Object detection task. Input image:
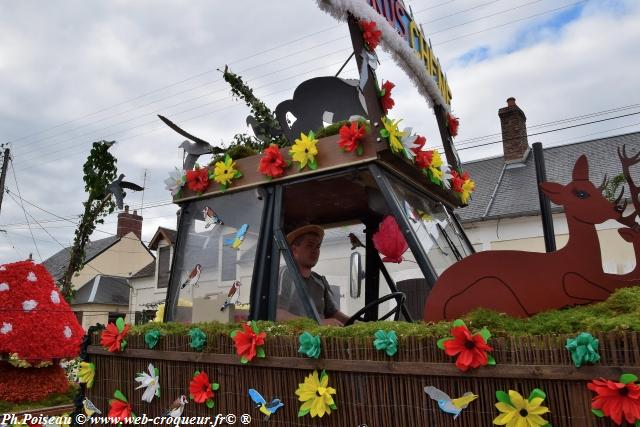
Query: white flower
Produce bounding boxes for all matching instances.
[27,272,37,282]
[1,322,12,334]
[0,283,8,292]
[23,300,37,312]
[401,127,420,160]
[164,168,186,196]
[135,363,160,403]
[51,290,60,304]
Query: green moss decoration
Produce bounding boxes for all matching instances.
[188,328,207,351]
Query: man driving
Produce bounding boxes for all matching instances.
[277,225,350,326]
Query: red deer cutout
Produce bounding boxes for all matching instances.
[424,154,628,321]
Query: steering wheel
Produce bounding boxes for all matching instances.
[344,292,407,326]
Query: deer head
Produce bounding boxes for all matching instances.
[539,155,618,225]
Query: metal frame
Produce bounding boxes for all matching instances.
[248,187,275,320]
[163,205,188,322]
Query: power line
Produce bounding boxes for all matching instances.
[8,160,41,261]
[420,0,505,25]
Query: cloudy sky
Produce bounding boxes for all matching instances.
[0,0,638,263]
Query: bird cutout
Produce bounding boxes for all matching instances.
[348,233,365,250]
[181,264,202,289]
[248,388,284,421]
[108,174,144,210]
[83,398,101,417]
[162,395,188,418]
[220,280,241,311]
[224,224,249,250]
[203,206,223,230]
[423,386,477,419]
[157,114,223,170]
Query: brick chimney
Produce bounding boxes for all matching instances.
[498,97,530,163]
[117,205,143,239]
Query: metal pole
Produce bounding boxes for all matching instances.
[0,147,10,214]
[533,142,556,252]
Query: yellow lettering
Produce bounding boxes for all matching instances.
[408,21,421,54]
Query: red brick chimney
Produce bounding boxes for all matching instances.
[117,205,142,239]
[498,97,530,163]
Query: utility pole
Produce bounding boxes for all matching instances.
[0,145,10,214]
[140,169,148,215]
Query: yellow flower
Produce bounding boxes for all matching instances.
[380,117,408,155]
[290,132,318,170]
[296,370,337,418]
[428,150,444,182]
[461,178,476,204]
[78,361,95,388]
[493,390,550,427]
[213,155,240,188]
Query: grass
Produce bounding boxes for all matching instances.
[130,286,640,338]
[0,384,78,413]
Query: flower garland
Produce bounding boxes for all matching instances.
[258,144,288,179]
[493,389,551,426]
[189,370,220,408]
[296,370,337,418]
[437,319,495,372]
[447,113,460,138]
[100,317,130,353]
[185,166,210,193]
[359,20,381,51]
[588,373,640,425]
[565,332,600,368]
[231,321,266,364]
[290,131,319,170]
[337,121,367,156]
[380,117,408,156]
[379,80,395,114]
[450,169,475,204]
[213,155,242,191]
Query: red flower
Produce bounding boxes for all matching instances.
[338,121,366,153]
[100,322,130,353]
[186,167,210,193]
[447,113,459,137]
[588,378,640,425]
[108,399,132,423]
[258,144,287,178]
[189,371,214,404]
[450,170,470,193]
[380,81,395,114]
[232,322,266,363]
[359,20,381,51]
[372,216,408,263]
[415,150,433,169]
[443,325,493,372]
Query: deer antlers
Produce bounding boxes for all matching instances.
[616,145,640,228]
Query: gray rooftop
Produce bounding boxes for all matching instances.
[42,236,120,282]
[74,275,130,306]
[130,261,155,279]
[457,131,640,222]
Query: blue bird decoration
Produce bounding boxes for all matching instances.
[424,386,477,419]
[248,388,284,421]
[224,224,249,249]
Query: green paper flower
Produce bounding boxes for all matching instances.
[144,329,162,349]
[189,328,207,351]
[298,332,321,359]
[373,329,398,357]
[566,332,600,368]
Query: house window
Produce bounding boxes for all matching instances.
[221,233,237,281]
[108,312,124,324]
[74,311,83,325]
[158,246,171,288]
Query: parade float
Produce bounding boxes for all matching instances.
[76,1,640,426]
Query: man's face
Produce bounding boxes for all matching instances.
[291,233,322,269]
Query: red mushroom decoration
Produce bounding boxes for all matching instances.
[0,260,84,403]
[372,216,409,263]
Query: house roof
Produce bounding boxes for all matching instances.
[74,275,129,306]
[457,131,640,223]
[42,236,120,282]
[130,261,155,279]
[148,227,177,251]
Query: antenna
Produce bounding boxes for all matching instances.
[140,169,148,215]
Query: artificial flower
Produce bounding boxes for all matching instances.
[164,167,186,196]
[189,370,219,408]
[338,121,366,155]
[379,81,395,114]
[411,135,426,157]
[289,131,319,170]
[258,144,287,178]
[493,389,550,427]
[372,215,408,263]
[213,155,242,190]
[185,166,210,193]
[566,332,600,368]
[78,361,95,389]
[437,319,494,372]
[418,150,444,185]
[373,330,398,357]
[380,117,408,155]
[359,20,381,51]
[100,317,130,353]
[108,390,133,423]
[298,332,321,359]
[144,329,161,349]
[588,374,640,425]
[188,328,207,351]
[447,113,460,137]
[135,363,160,403]
[296,370,337,418]
[231,321,266,364]
[400,130,420,160]
[450,169,475,204]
